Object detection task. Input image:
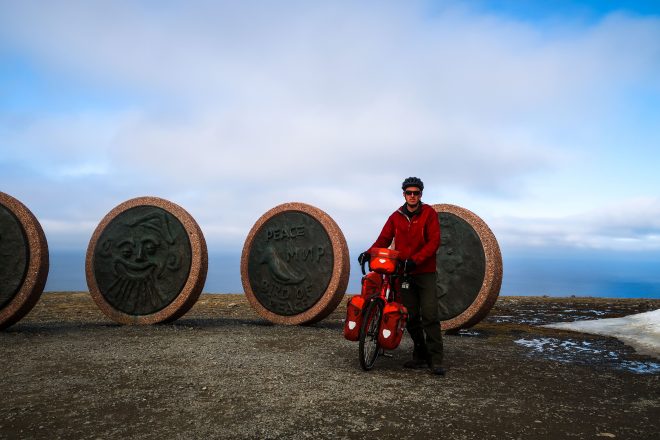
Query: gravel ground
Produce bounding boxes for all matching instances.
[1,293,658,440]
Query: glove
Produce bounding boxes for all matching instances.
[404,258,416,273]
[358,251,371,266]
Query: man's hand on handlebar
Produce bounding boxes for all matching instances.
[403,258,416,273]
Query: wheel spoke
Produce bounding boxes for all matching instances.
[359,299,383,371]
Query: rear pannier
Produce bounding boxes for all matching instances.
[377,302,408,350]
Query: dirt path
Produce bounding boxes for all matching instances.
[1,293,658,439]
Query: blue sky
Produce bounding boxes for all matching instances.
[1,1,659,294]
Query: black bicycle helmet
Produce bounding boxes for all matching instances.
[402,177,424,191]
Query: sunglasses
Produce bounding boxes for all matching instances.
[405,190,421,196]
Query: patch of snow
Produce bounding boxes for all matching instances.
[515,338,557,352]
[514,337,660,374]
[543,309,660,359]
[454,329,484,337]
[514,338,605,356]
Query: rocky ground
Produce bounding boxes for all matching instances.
[1,293,658,440]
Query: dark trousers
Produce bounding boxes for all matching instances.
[401,272,443,366]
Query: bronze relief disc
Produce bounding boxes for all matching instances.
[86,197,207,325]
[0,192,49,330]
[433,204,503,330]
[241,203,350,325]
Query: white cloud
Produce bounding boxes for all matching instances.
[492,197,660,251]
[1,110,135,178]
[0,1,659,253]
[40,219,98,249]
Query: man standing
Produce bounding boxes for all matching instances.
[359,177,445,375]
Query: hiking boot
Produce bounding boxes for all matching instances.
[403,359,429,369]
[430,365,446,376]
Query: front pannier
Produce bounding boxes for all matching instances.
[361,271,382,298]
[377,302,408,350]
[343,295,366,341]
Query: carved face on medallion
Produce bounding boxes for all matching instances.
[93,206,192,315]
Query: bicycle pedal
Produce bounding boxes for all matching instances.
[381,351,393,358]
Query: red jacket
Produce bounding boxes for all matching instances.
[369,203,440,274]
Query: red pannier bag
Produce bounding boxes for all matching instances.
[361,271,382,298]
[343,295,366,341]
[369,248,399,274]
[377,302,408,350]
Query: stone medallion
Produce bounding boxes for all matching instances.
[433,204,503,330]
[0,192,49,330]
[86,197,207,325]
[241,203,350,325]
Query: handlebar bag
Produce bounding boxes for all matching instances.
[369,248,400,274]
[343,295,366,341]
[378,302,409,350]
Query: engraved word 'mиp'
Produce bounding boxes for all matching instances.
[286,246,326,263]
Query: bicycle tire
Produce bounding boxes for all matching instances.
[358,298,383,371]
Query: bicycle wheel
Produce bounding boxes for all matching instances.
[358,298,383,371]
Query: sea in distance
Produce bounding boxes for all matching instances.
[45,248,660,299]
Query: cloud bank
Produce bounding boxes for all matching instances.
[1,1,659,253]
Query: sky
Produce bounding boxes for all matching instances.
[1,1,659,296]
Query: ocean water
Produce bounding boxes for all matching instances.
[503,249,660,298]
[45,251,245,293]
[44,249,660,299]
